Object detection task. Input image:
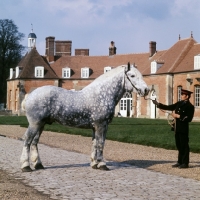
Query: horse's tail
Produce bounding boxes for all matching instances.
[21,94,28,111]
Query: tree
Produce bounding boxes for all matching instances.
[0,19,25,105]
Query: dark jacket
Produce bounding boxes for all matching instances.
[158,100,194,133]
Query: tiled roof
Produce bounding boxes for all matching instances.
[51,53,151,79]
[158,38,196,73]
[17,48,58,79]
[143,38,199,75]
[174,42,200,73]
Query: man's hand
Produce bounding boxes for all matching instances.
[172,113,180,118]
[152,100,159,105]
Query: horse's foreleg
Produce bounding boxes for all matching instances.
[91,121,109,170]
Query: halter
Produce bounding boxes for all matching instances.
[123,62,142,93]
[124,71,140,93]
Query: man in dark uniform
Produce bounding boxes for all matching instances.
[152,89,194,169]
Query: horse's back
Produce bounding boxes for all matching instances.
[25,85,73,118]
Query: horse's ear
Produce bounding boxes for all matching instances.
[128,62,130,71]
[125,62,130,72]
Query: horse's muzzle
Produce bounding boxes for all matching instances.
[144,88,150,96]
[138,88,150,97]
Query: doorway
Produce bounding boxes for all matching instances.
[120,92,132,117]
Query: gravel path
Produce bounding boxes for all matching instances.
[1,125,200,199]
[1,125,200,180]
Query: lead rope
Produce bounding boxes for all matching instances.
[160,108,175,131]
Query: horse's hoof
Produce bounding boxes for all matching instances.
[21,166,33,172]
[35,163,44,170]
[91,164,98,169]
[98,165,110,171]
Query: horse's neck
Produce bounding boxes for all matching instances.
[114,84,125,105]
[111,73,125,102]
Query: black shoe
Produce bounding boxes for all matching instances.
[178,164,189,169]
[172,163,181,168]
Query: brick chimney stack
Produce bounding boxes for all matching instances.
[109,41,116,56]
[45,36,55,62]
[75,49,89,56]
[55,40,72,56]
[149,41,156,57]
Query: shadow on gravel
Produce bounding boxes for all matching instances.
[45,163,90,169]
[120,159,174,168]
[42,160,174,171]
[187,163,200,168]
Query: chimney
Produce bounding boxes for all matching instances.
[109,41,116,56]
[45,36,55,62]
[75,49,89,56]
[149,41,156,57]
[55,40,72,56]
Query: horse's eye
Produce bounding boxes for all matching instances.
[131,75,135,78]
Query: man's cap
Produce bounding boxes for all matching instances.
[181,89,193,95]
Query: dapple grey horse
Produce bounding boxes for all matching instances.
[20,63,149,172]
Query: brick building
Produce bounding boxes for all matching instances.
[7,31,200,121]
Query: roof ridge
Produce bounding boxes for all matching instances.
[70,52,150,57]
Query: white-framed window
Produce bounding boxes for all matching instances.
[120,99,126,110]
[15,66,20,78]
[151,61,163,73]
[177,86,182,101]
[62,67,71,78]
[194,54,200,69]
[195,85,200,107]
[151,61,157,73]
[81,67,89,78]
[104,66,112,73]
[10,68,13,79]
[35,66,44,78]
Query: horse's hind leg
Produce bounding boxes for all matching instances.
[20,124,43,172]
[30,125,45,170]
[91,121,109,170]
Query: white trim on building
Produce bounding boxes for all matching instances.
[35,66,44,78]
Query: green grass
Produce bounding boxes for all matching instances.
[1,116,200,153]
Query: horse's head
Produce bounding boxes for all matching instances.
[124,63,149,97]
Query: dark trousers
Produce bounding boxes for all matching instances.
[175,132,190,165]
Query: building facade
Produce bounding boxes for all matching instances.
[7,31,200,121]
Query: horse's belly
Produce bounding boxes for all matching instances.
[53,112,92,128]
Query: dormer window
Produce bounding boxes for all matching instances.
[151,61,157,73]
[62,67,71,78]
[81,67,89,78]
[151,61,164,74]
[10,68,13,79]
[194,54,200,69]
[104,66,112,73]
[15,66,21,78]
[35,66,44,78]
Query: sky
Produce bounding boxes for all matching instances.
[1,0,200,56]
